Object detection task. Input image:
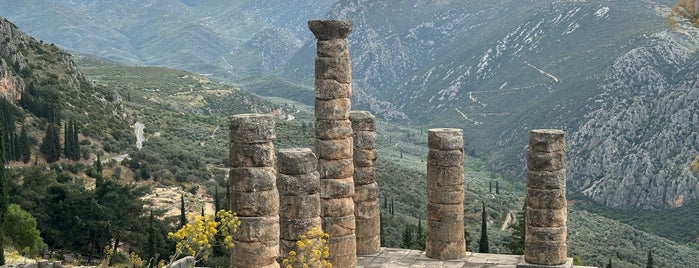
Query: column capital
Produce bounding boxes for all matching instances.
[309,19,353,40]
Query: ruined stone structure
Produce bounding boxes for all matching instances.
[277,148,322,258]
[309,19,357,268]
[350,111,380,255]
[425,128,467,260]
[229,114,280,268]
[523,129,568,266]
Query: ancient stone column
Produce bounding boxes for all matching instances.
[350,111,380,255]
[309,19,356,268]
[523,129,568,265]
[426,128,466,260]
[229,114,280,268]
[277,148,322,259]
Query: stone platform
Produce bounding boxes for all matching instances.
[357,248,597,268]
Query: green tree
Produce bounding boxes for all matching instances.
[573,256,583,265]
[401,223,414,249]
[478,202,489,253]
[0,131,7,265]
[646,251,653,268]
[18,126,30,163]
[606,258,612,268]
[413,219,425,250]
[507,205,525,254]
[40,124,61,163]
[180,193,187,228]
[2,204,46,256]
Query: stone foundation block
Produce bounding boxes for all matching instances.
[229,167,276,192]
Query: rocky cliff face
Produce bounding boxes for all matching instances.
[0,18,26,101]
[569,25,699,209]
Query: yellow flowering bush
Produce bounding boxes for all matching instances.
[167,210,240,263]
[281,227,332,268]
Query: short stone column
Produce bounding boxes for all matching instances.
[425,128,466,260]
[277,148,322,259]
[229,114,280,268]
[523,129,568,266]
[350,111,380,255]
[309,19,356,268]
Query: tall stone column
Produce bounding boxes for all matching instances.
[229,114,280,268]
[277,148,322,259]
[350,111,380,255]
[523,129,568,266]
[425,128,466,260]
[309,19,356,268]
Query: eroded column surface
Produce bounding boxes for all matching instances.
[309,19,356,268]
[277,148,322,259]
[426,128,466,260]
[524,129,567,265]
[229,114,279,268]
[350,111,380,255]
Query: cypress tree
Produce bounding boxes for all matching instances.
[19,126,30,163]
[401,223,414,249]
[71,120,79,160]
[478,202,489,253]
[646,251,653,268]
[507,204,526,254]
[64,121,71,159]
[180,194,187,228]
[606,258,612,268]
[214,186,220,213]
[495,181,500,194]
[414,219,425,250]
[489,181,492,193]
[0,130,7,265]
[40,124,60,163]
[390,197,395,216]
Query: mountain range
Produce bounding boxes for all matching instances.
[2,0,697,210]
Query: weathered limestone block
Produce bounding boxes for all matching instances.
[355,217,380,237]
[354,166,376,185]
[527,151,566,171]
[315,79,352,100]
[280,217,323,240]
[353,149,377,167]
[524,241,567,265]
[315,57,352,84]
[427,149,464,167]
[309,20,353,40]
[229,167,276,192]
[231,240,280,267]
[327,234,358,264]
[316,137,353,160]
[356,235,381,256]
[277,173,321,196]
[321,177,355,198]
[230,190,279,217]
[527,169,566,190]
[526,226,567,242]
[526,207,567,228]
[352,131,377,150]
[425,239,467,261]
[321,196,355,217]
[427,189,465,205]
[426,166,464,189]
[277,148,318,175]
[426,203,464,222]
[528,129,566,152]
[279,194,321,219]
[354,200,380,219]
[234,216,280,243]
[315,119,352,139]
[427,128,463,150]
[322,214,356,237]
[315,98,351,120]
[353,182,379,203]
[317,39,350,57]
[229,142,275,167]
[229,114,275,144]
[526,188,567,209]
[318,158,354,179]
[349,111,375,131]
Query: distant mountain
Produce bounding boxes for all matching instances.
[4,0,698,209]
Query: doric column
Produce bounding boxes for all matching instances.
[309,19,356,268]
[425,128,466,260]
[229,114,280,268]
[523,129,568,266]
[277,148,322,259]
[350,111,380,255]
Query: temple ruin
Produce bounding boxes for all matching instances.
[224,19,582,268]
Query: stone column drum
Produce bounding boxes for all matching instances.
[229,114,280,268]
[350,111,380,255]
[277,148,322,259]
[425,128,467,260]
[309,19,356,268]
[524,129,567,265]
